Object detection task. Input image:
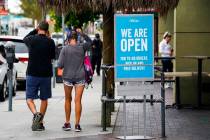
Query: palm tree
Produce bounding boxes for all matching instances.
[38,0,179,16]
[38,0,179,126]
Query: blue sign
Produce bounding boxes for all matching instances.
[114,14,154,81]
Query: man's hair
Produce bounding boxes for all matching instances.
[38,21,49,31]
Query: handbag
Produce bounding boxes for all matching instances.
[84,55,93,86]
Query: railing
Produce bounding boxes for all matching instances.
[100,57,176,137]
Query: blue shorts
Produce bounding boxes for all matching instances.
[26,76,52,100]
[63,79,85,87]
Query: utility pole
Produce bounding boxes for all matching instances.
[62,13,65,45]
[42,6,46,20]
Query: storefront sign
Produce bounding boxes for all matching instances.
[114,14,154,81]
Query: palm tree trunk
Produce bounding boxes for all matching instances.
[101,5,114,127]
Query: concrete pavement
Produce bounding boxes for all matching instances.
[2,76,210,140]
[0,75,115,140]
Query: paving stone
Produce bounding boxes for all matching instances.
[113,83,210,139]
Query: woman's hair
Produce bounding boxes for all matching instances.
[163,31,172,39]
[68,31,78,41]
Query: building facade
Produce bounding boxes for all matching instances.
[159,0,210,106]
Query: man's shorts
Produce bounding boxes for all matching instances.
[63,78,85,87]
[26,76,52,100]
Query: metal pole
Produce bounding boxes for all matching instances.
[42,6,46,20]
[143,95,146,138]
[161,70,166,137]
[123,96,127,139]
[62,13,65,45]
[173,8,177,72]
[102,69,107,131]
[102,101,107,131]
[52,60,55,88]
[8,69,13,111]
[175,77,181,109]
[197,59,202,108]
[150,94,153,106]
[102,69,107,96]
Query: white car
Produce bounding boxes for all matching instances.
[51,32,64,46]
[0,36,28,86]
[88,34,95,41]
[0,45,17,101]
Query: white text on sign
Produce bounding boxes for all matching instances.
[120,28,148,52]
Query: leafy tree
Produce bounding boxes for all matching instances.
[49,11,62,32]
[50,10,100,32]
[20,0,42,22]
[65,10,100,28]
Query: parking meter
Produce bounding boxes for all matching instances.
[5,41,15,111]
[5,41,15,70]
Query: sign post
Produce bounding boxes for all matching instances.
[114,14,155,140]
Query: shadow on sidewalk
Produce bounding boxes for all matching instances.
[53,134,116,140]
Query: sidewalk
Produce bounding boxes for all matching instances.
[3,77,210,140]
[0,75,115,140]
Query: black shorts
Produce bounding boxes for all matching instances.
[162,60,173,72]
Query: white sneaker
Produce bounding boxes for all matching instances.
[165,83,170,88]
[169,82,173,88]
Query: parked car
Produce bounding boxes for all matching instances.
[0,43,17,101]
[88,34,95,41]
[0,36,28,86]
[51,32,64,46]
[17,26,34,37]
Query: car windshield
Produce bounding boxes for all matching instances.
[0,41,28,53]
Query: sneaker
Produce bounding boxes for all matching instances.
[62,123,71,131]
[31,112,43,131]
[75,124,82,132]
[165,83,170,89]
[35,123,45,131]
[169,82,173,88]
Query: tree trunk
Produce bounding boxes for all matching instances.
[101,5,115,127]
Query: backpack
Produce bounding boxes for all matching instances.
[84,55,93,87]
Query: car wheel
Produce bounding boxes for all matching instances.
[0,79,7,102]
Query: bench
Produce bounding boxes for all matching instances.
[164,72,193,109]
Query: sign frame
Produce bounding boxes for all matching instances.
[114,14,154,82]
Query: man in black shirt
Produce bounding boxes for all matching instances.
[91,33,103,76]
[23,21,55,131]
